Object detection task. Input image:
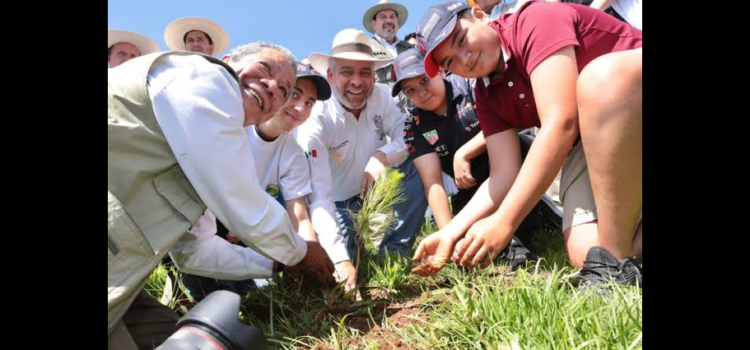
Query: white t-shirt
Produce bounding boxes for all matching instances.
[247,126,312,202]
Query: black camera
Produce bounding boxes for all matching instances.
[157,290,267,350]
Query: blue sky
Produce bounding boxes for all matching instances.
[108,0,438,60]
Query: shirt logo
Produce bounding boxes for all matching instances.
[420,13,440,39]
[329,141,349,163]
[331,150,344,163]
[423,130,439,145]
[373,114,385,140]
[265,184,280,199]
[447,2,463,11]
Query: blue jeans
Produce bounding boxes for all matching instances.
[335,160,428,258]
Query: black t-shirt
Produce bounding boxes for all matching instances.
[404,75,489,183]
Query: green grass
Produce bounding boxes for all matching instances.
[232,204,640,349]
[146,171,642,349]
[144,263,194,313]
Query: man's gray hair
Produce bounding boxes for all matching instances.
[328,57,337,72]
[226,41,297,70]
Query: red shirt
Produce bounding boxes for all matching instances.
[475,1,643,136]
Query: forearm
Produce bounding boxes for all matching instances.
[425,184,453,229]
[286,197,318,242]
[455,132,487,161]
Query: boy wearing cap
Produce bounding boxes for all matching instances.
[412,1,642,289]
[245,64,333,250]
[396,48,486,228]
[396,48,557,269]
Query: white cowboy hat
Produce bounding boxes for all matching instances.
[164,17,229,55]
[363,0,408,34]
[108,29,160,55]
[308,28,393,74]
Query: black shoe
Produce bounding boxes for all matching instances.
[495,236,538,270]
[579,246,642,289]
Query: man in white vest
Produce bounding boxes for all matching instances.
[108,42,334,349]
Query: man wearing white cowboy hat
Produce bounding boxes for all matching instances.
[164,17,230,56]
[297,28,428,296]
[108,29,160,68]
[363,0,413,87]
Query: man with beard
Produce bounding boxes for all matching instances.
[363,0,414,111]
[296,29,428,297]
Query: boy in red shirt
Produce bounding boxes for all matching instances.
[412,0,642,288]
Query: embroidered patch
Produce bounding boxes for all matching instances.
[265,184,280,199]
[423,130,439,145]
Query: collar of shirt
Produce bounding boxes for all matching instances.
[482,23,512,87]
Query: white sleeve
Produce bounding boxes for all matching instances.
[376,85,408,167]
[295,105,351,264]
[169,210,274,279]
[148,55,307,266]
[279,136,312,201]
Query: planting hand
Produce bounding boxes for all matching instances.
[360,151,388,198]
[455,216,512,269]
[293,241,336,286]
[411,231,458,276]
[335,260,359,299]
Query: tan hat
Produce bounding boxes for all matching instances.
[108,29,160,55]
[308,28,393,74]
[164,17,229,55]
[363,0,408,34]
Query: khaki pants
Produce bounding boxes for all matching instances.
[560,141,642,231]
